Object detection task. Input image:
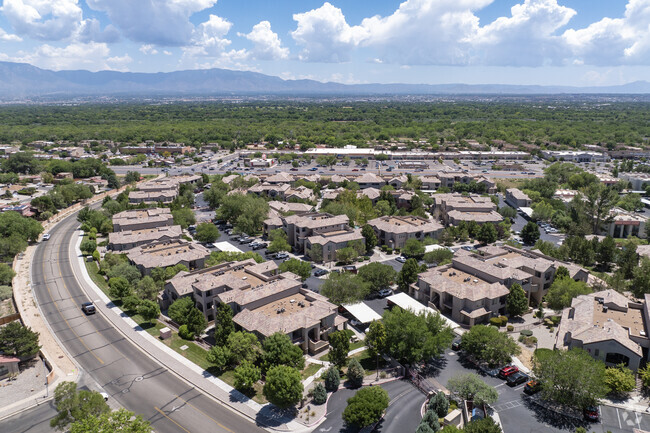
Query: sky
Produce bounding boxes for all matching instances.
[0,0,648,87]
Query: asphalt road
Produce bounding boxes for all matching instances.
[315,379,425,433]
[1,402,57,433]
[28,212,266,433]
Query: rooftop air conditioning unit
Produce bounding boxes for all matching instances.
[602,306,608,312]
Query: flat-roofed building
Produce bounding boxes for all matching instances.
[125,239,211,275]
[601,207,648,239]
[112,208,174,232]
[505,188,531,208]
[367,215,444,249]
[555,290,650,371]
[108,225,183,251]
[620,173,650,191]
[540,150,610,163]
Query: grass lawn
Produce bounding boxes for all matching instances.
[301,363,322,380]
[350,340,366,351]
[85,260,110,295]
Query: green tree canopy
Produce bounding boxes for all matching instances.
[328,330,350,368]
[50,381,110,431]
[342,386,389,428]
[213,302,235,346]
[279,258,311,281]
[321,272,370,305]
[263,365,303,409]
[545,277,592,311]
[403,238,425,258]
[361,224,377,253]
[357,262,397,293]
[267,228,291,253]
[68,408,152,433]
[194,222,220,243]
[447,373,498,406]
[171,207,196,229]
[506,283,528,317]
[261,332,305,373]
[0,321,40,358]
[227,331,261,365]
[460,325,520,366]
[397,258,421,291]
[521,221,540,245]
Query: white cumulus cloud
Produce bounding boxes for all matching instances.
[139,44,158,55]
[1,0,83,41]
[239,21,289,60]
[10,42,123,71]
[85,0,217,46]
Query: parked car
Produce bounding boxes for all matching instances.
[81,302,96,315]
[275,252,289,259]
[42,233,50,241]
[507,372,529,386]
[377,288,393,298]
[583,406,600,422]
[523,380,542,395]
[498,365,519,379]
[313,268,329,277]
[251,242,267,250]
[451,338,462,351]
[239,237,253,244]
[342,265,357,273]
[395,256,407,263]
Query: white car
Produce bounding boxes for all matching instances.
[42,233,50,241]
[395,256,407,263]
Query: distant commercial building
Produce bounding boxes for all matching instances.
[619,173,650,191]
[600,207,648,239]
[540,150,610,163]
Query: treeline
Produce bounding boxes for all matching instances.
[0,102,647,147]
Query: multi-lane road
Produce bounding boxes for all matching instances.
[27,210,265,433]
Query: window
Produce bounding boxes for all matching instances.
[605,352,630,366]
[594,349,599,357]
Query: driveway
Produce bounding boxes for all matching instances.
[315,379,425,433]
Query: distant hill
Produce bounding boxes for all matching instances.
[0,61,649,99]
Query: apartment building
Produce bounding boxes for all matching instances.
[108,225,183,251]
[281,212,351,253]
[411,265,509,327]
[125,239,211,275]
[248,182,291,199]
[555,290,650,371]
[434,193,502,226]
[304,228,365,263]
[505,188,532,208]
[128,190,177,204]
[268,201,314,215]
[355,172,385,189]
[367,215,444,249]
[112,208,174,232]
[265,171,295,184]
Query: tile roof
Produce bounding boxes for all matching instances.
[125,239,210,269]
[108,225,183,247]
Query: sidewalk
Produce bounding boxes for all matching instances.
[71,232,308,432]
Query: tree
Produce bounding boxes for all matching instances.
[533,348,608,409]
[361,224,377,253]
[397,258,420,291]
[423,248,453,265]
[420,409,441,432]
[261,332,305,373]
[233,360,261,392]
[0,263,16,285]
[617,241,638,279]
[428,391,449,418]
[447,373,498,406]
[499,206,517,221]
[172,207,195,229]
[312,383,327,405]
[477,223,498,244]
[321,272,370,304]
[122,295,140,312]
[0,321,40,358]
[137,300,160,323]
[383,307,454,364]
[638,365,650,389]
[336,247,358,264]
[545,277,592,311]
[80,240,97,255]
[124,171,141,184]
[347,358,365,388]
[554,266,570,280]
[213,302,234,346]
[279,258,311,281]
[365,320,387,360]
[464,418,502,433]
[206,345,231,369]
[328,330,350,368]
[50,381,110,431]
[403,238,425,258]
[106,263,141,285]
[108,276,132,300]
[604,364,636,396]
[460,325,520,367]
[216,193,269,235]
[194,222,220,243]
[596,236,617,268]
[135,276,158,301]
[631,257,650,297]
[267,228,291,253]
[167,297,194,325]
[69,408,152,433]
[324,366,340,391]
[342,386,389,428]
[227,331,261,365]
[521,221,540,245]
[357,263,397,293]
[506,283,528,317]
[263,365,303,409]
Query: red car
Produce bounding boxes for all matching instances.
[498,365,519,379]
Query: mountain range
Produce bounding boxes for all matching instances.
[0,61,649,99]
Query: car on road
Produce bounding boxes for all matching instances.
[506,372,529,386]
[498,365,519,379]
[81,302,96,315]
[378,288,393,298]
[42,233,50,241]
[523,380,541,395]
[583,406,599,422]
[395,256,407,263]
[309,167,318,171]
[313,268,329,277]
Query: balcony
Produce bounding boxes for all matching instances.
[309,339,329,354]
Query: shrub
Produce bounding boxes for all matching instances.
[428,391,449,418]
[386,248,393,254]
[489,317,502,327]
[178,324,194,340]
[347,359,365,388]
[0,285,12,301]
[550,315,561,325]
[520,329,533,337]
[121,295,140,312]
[312,383,327,405]
[506,325,514,332]
[92,250,100,262]
[499,315,508,324]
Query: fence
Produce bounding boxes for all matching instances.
[0,312,20,326]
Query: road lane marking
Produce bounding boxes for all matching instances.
[174,394,235,433]
[154,406,191,433]
[41,260,104,365]
[617,408,622,429]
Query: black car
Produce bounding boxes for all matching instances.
[506,372,529,386]
[313,268,329,277]
[251,242,267,250]
[81,302,96,315]
[583,406,599,422]
[451,339,462,351]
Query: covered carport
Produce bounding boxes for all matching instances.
[341,302,382,328]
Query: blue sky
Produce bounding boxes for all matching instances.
[0,0,648,86]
